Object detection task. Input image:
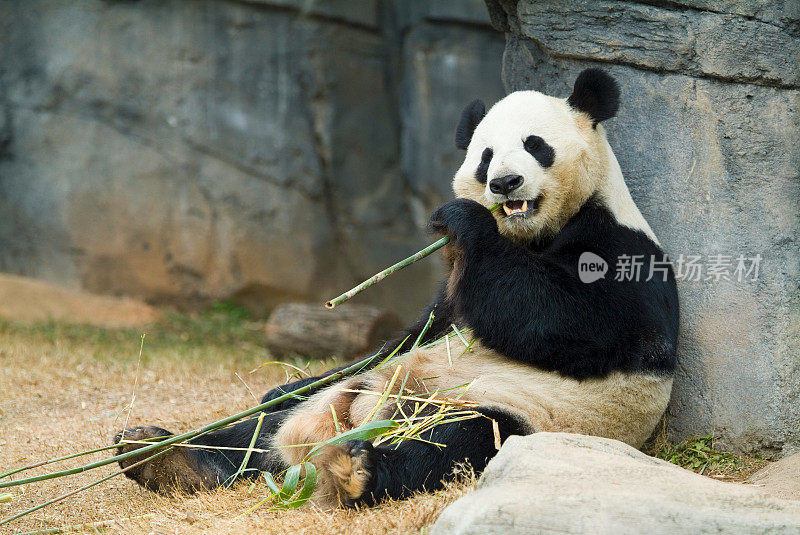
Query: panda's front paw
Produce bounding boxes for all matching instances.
[428,198,498,247]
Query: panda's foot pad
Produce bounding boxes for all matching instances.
[113,425,211,494]
[317,440,376,507]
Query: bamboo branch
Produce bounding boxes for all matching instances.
[0,444,121,480]
[325,203,500,308]
[0,348,384,490]
[0,448,173,527]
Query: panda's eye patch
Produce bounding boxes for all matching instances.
[475,147,493,183]
[524,135,555,168]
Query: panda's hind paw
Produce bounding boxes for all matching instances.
[113,425,211,494]
[316,440,376,508]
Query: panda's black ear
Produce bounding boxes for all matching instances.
[455,99,486,150]
[567,68,620,127]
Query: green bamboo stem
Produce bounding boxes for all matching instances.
[325,203,501,309]
[325,237,450,309]
[0,444,121,480]
[0,448,173,527]
[0,349,383,490]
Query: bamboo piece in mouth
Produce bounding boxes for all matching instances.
[325,203,501,309]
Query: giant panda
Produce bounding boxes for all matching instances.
[115,68,679,507]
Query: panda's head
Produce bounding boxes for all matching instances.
[453,68,621,241]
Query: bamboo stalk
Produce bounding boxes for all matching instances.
[325,203,500,308]
[0,448,174,527]
[16,514,155,535]
[0,348,384,490]
[0,444,121,480]
[224,412,265,487]
[325,237,449,309]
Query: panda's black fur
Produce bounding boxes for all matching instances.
[567,67,621,126]
[455,99,486,150]
[114,69,679,508]
[429,195,678,381]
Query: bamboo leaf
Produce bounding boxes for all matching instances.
[411,312,435,351]
[364,365,402,423]
[263,472,281,495]
[280,462,318,509]
[277,464,302,502]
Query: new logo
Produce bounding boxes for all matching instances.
[578,252,608,283]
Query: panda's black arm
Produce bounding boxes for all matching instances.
[259,285,455,410]
[430,198,652,380]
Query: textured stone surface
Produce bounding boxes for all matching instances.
[749,453,800,501]
[0,0,504,320]
[513,0,799,87]
[432,433,800,535]
[400,21,506,211]
[492,0,800,456]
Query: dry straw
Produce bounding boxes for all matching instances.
[2,202,501,527]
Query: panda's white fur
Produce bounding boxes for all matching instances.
[275,336,671,472]
[454,91,657,244]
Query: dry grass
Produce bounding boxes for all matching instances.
[0,313,473,534]
[2,307,767,533]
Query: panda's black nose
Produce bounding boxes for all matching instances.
[489,174,524,195]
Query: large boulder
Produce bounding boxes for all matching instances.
[748,452,800,502]
[487,0,800,457]
[432,433,800,535]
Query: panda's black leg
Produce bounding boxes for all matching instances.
[317,407,528,506]
[114,411,287,494]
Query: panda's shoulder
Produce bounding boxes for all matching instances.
[549,195,663,256]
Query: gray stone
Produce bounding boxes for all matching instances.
[511,0,799,87]
[238,0,380,28]
[390,0,496,30]
[400,22,506,207]
[0,0,504,321]
[493,0,800,457]
[749,453,800,501]
[432,433,800,535]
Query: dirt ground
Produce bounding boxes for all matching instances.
[0,318,474,534]
[0,307,770,534]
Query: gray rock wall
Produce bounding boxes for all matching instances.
[3,0,797,457]
[490,0,800,456]
[0,0,504,319]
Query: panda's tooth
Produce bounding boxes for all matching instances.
[503,204,512,216]
[522,200,528,213]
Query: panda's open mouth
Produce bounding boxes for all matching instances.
[502,195,542,217]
